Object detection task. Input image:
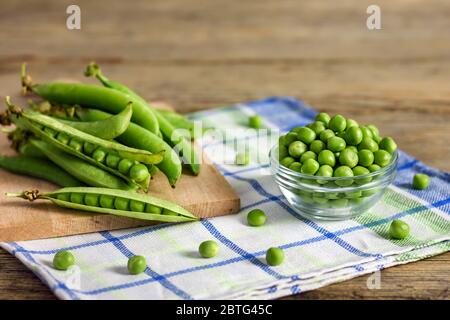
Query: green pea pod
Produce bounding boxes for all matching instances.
[0,155,83,187]
[29,139,135,190]
[83,63,201,175]
[18,142,46,158]
[76,108,182,187]
[26,82,159,135]
[6,187,199,223]
[156,109,207,141]
[59,102,132,140]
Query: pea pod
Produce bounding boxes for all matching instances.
[76,108,182,187]
[5,98,163,191]
[0,155,83,187]
[6,187,199,223]
[29,139,134,190]
[22,64,159,136]
[83,63,201,175]
[59,102,132,140]
[156,109,209,141]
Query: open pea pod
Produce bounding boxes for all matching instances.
[6,187,199,223]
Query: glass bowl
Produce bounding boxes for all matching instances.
[269,145,398,220]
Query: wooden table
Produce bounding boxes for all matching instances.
[0,0,449,299]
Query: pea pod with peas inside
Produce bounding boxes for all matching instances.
[83,63,201,175]
[5,97,164,191]
[6,187,199,223]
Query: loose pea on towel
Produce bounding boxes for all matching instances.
[2,97,449,300]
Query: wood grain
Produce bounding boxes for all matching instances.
[0,0,449,299]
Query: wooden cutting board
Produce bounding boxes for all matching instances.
[0,96,240,242]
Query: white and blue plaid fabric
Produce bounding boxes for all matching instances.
[2,97,449,300]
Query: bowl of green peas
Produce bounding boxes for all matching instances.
[270,113,398,220]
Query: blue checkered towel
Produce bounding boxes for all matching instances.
[2,97,449,300]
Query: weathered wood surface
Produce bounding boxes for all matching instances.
[0,0,449,299]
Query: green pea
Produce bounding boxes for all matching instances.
[300,159,320,175]
[288,141,307,158]
[43,126,57,137]
[346,146,358,154]
[118,159,134,174]
[344,126,363,146]
[92,148,106,163]
[68,139,83,152]
[53,251,75,270]
[199,240,219,258]
[358,137,379,152]
[249,115,263,129]
[312,196,328,206]
[127,255,147,275]
[278,145,289,160]
[309,140,325,154]
[300,151,317,163]
[283,132,298,147]
[346,118,359,128]
[114,197,129,210]
[296,127,316,145]
[413,174,430,190]
[70,193,84,204]
[374,150,392,167]
[129,164,150,182]
[145,204,162,214]
[362,188,378,197]
[99,194,115,208]
[56,132,70,145]
[373,134,382,144]
[339,148,359,168]
[83,142,97,155]
[319,129,335,143]
[288,161,302,172]
[315,165,333,184]
[337,131,346,139]
[389,220,410,239]
[327,136,346,152]
[315,112,330,126]
[235,152,250,165]
[379,137,397,154]
[279,135,286,146]
[367,124,379,137]
[306,121,326,135]
[280,156,295,168]
[352,166,372,184]
[329,198,349,208]
[328,114,347,133]
[360,126,373,139]
[84,194,99,207]
[130,200,145,212]
[290,126,303,134]
[358,149,374,167]
[56,193,70,202]
[324,192,339,199]
[162,208,179,216]
[344,190,362,199]
[334,166,354,187]
[106,154,121,168]
[317,150,336,167]
[266,247,284,266]
[350,197,365,205]
[368,164,381,172]
[247,209,267,226]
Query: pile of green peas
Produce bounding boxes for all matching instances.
[40,125,150,183]
[278,113,397,185]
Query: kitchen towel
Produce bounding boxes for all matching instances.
[2,97,449,299]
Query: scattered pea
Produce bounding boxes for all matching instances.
[199,240,219,258]
[127,255,147,275]
[266,247,284,266]
[389,220,410,239]
[247,209,267,226]
[53,251,75,270]
[413,174,430,190]
[249,115,263,129]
